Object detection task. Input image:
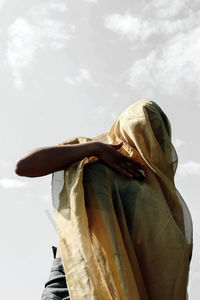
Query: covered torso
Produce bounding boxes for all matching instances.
[52,100,192,300]
[84,162,190,300]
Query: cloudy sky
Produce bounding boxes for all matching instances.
[0,0,200,299]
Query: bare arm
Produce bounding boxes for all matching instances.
[15,141,99,177]
[15,141,144,179]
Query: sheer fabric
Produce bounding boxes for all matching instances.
[52,100,193,300]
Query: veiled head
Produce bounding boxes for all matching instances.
[107,100,177,179]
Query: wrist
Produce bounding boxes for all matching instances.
[91,141,104,158]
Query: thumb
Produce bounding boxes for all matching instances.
[110,141,123,149]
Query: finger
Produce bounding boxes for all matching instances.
[125,169,144,180]
[114,164,134,178]
[125,160,144,169]
[135,171,145,180]
[126,156,145,167]
[119,162,145,179]
[118,162,139,178]
[125,159,142,167]
[128,170,145,180]
[116,163,145,180]
[126,164,145,177]
[125,166,144,177]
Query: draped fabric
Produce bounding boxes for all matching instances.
[52,100,193,300]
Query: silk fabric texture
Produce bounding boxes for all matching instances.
[52,100,193,300]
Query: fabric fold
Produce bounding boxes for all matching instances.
[52,100,193,300]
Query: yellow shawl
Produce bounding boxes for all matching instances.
[52,100,193,300]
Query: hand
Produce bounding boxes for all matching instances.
[96,141,145,180]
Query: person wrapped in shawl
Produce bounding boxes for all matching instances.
[15,100,193,300]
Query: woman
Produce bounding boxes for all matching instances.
[15,100,193,300]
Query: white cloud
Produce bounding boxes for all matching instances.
[146,0,190,18]
[104,13,151,41]
[65,68,97,86]
[91,105,107,121]
[12,72,24,90]
[6,18,39,70]
[104,2,198,41]
[5,2,74,89]
[0,160,11,168]
[91,105,118,122]
[84,0,98,4]
[126,26,200,99]
[0,178,28,189]
[30,2,68,17]
[37,18,71,49]
[104,3,200,102]
[30,1,72,50]
[5,18,39,89]
[69,24,76,32]
[176,161,200,177]
[80,68,91,80]
[173,139,186,148]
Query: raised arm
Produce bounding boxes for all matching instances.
[15,141,144,179]
[15,141,98,177]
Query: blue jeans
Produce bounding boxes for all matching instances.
[41,246,70,300]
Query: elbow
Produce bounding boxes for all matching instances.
[14,159,43,178]
[14,160,30,177]
[14,160,25,176]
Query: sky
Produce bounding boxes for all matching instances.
[0,0,200,299]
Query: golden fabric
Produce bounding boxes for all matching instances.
[52,100,193,300]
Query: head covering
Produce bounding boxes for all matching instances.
[52,100,193,300]
[94,100,192,243]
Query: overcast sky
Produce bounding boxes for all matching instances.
[0,0,200,299]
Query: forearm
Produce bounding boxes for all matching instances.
[15,141,99,178]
